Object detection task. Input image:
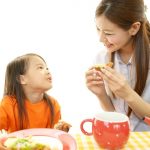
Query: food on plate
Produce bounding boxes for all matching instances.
[54,120,72,132]
[4,137,51,150]
[94,62,113,71]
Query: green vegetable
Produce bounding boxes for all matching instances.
[5,137,50,150]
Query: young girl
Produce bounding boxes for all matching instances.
[0,53,71,133]
[85,0,150,131]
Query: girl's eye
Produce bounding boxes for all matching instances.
[38,66,43,69]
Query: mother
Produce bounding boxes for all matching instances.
[86,0,150,131]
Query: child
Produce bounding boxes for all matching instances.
[85,0,150,131]
[0,53,71,133]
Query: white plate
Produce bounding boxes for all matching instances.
[4,136,63,150]
[32,135,63,149]
[4,128,77,150]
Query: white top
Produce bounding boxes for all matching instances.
[94,50,150,131]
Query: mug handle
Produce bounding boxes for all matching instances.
[80,119,93,136]
[143,116,150,126]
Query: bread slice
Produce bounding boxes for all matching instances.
[94,62,113,71]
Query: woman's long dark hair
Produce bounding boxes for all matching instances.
[96,0,150,116]
[4,53,55,129]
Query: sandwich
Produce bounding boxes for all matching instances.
[94,62,113,71]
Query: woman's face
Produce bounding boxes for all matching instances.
[96,15,133,53]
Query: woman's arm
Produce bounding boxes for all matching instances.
[96,93,115,111]
[100,66,150,118]
[124,89,150,118]
[85,67,115,111]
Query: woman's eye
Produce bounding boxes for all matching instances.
[105,33,111,35]
[96,26,101,31]
[97,28,100,31]
[104,33,113,35]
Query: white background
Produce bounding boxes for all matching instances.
[0,0,149,132]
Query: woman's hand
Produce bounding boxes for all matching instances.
[54,120,72,132]
[85,67,107,97]
[100,66,132,99]
[86,66,115,111]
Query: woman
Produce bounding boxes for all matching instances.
[86,0,150,131]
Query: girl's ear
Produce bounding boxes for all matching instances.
[129,22,141,36]
[18,75,26,85]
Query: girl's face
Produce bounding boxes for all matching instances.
[21,56,52,92]
[96,15,134,53]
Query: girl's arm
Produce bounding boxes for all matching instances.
[0,143,7,150]
[0,130,8,150]
[0,107,8,131]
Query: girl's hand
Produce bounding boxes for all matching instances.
[0,130,8,150]
[0,143,7,150]
[85,67,107,97]
[0,129,7,137]
[100,66,132,99]
[54,120,72,133]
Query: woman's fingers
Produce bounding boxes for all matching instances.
[86,69,103,81]
[101,66,122,83]
[100,66,129,97]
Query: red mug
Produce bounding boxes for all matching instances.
[80,112,130,149]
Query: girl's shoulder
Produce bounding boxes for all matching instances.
[47,95,60,106]
[48,95,56,100]
[1,95,17,106]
